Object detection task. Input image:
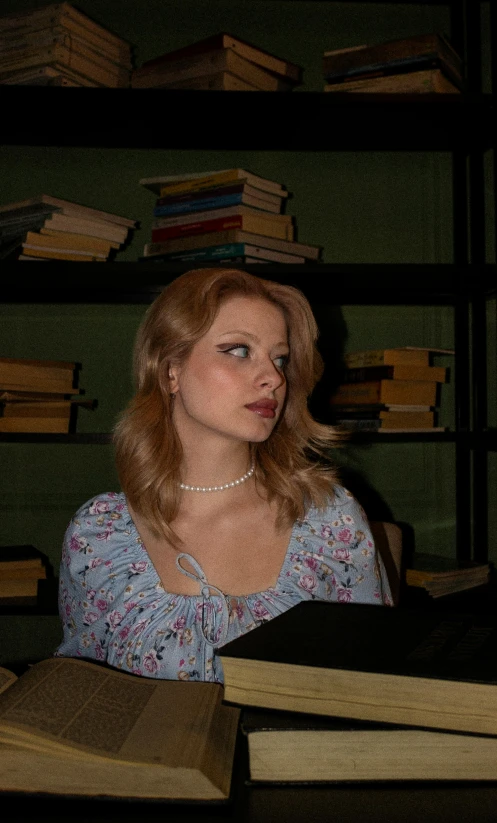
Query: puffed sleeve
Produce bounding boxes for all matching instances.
[55,492,134,663]
[291,486,394,607]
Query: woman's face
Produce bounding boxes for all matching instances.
[169,295,289,448]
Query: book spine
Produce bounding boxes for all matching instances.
[150,215,292,242]
[153,193,245,216]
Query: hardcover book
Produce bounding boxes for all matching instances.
[219,600,497,736]
[241,707,497,783]
[0,657,240,801]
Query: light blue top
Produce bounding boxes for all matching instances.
[56,486,393,683]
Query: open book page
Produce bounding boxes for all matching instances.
[0,657,234,769]
[0,667,17,696]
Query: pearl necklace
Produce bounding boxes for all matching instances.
[179,462,255,492]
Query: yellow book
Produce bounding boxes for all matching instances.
[0,657,239,801]
[38,228,119,251]
[140,167,288,198]
[21,244,107,262]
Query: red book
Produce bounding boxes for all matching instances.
[151,212,292,243]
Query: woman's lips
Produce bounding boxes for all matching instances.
[245,400,277,419]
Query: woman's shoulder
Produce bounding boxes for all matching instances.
[303,484,368,527]
[65,492,133,543]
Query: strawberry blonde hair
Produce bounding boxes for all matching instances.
[113,268,344,546]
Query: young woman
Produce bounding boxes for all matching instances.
[56,267,393,682]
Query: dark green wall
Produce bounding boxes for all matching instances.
[0,2,494,663]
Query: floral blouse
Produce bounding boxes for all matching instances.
[56,486,393,683]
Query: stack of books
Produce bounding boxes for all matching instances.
[131,31,302,92]
[0,544,49,606]
[329,346,454,432]
[0,194,137,262]
[0,2,133,87]
[405,552,491,598]
[0,356,95,433]
[218,600,497,784]
[322,32,464,94]
[138,167,322,265]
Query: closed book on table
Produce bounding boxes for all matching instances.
[140,168,288,198]
[219,599,497,736]
[241,707,497,783]
[340,364,447,383]
[344,347,454,368]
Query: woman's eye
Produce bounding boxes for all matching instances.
[224,345,250,358]
[274,355,288,369]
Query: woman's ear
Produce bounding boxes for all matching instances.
[168,364,180,396]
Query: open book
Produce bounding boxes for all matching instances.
[0,657,239,801]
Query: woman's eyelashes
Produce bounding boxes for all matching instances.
[219,344,289,370]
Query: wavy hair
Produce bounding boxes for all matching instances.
[113,267,345,545]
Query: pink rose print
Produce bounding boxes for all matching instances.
[337,528,353,544]
[252,600,270,619]
[106,610,124,629]
[95,598,108,612]
[143,650,159,674]
[332,547,352,563]
[304,556,319,571]
[83,611,100,625]
[320,525,332,538]
[299,574,317,594]
[94,644,105,661]
[129,561,148,574]
[119,625,131,640]
[89,500,111,515]
[172,615,186,631]
[88,558,103,569]
[70,535,87,552]
[337,587,353,603]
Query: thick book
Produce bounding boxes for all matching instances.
[144,229,321,261]
[0,40,130,88]
[155,181,284,209]
[0,544,47,571]
[0,2,132,57]
[340,364,447,384]
[241,707,497,783]
[153,187,284,217]
[131,47,296,92]
[0,657,240,801]
[135,31,303,84]
[322,33,463,87]
[324,67,460,94]
[140,167,288,198]
[23,230,114,256]
[344,347,454,368]
[333,409,435,427]
[330,379,439,407]
[0,194,136,229]
[142,242,306,265]
[406,553,490,598]
[219,600,497,736]
[151,206,294,243]
[0,357,79,394]
[158,70,260,91]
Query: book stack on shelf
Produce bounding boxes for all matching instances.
[219,600,497,784]
[0,356,95,433]
[322,32,464,94]
[329,346,454,433]
[0,545,50,606]
[131,31,303,92]
[405,552,491,599]
[139,168,322,265]
[0,194,137,262]
[0,2,133,88]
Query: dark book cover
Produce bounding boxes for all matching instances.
[219,600,497,686]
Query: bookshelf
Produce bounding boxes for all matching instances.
[0,0,495,642]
